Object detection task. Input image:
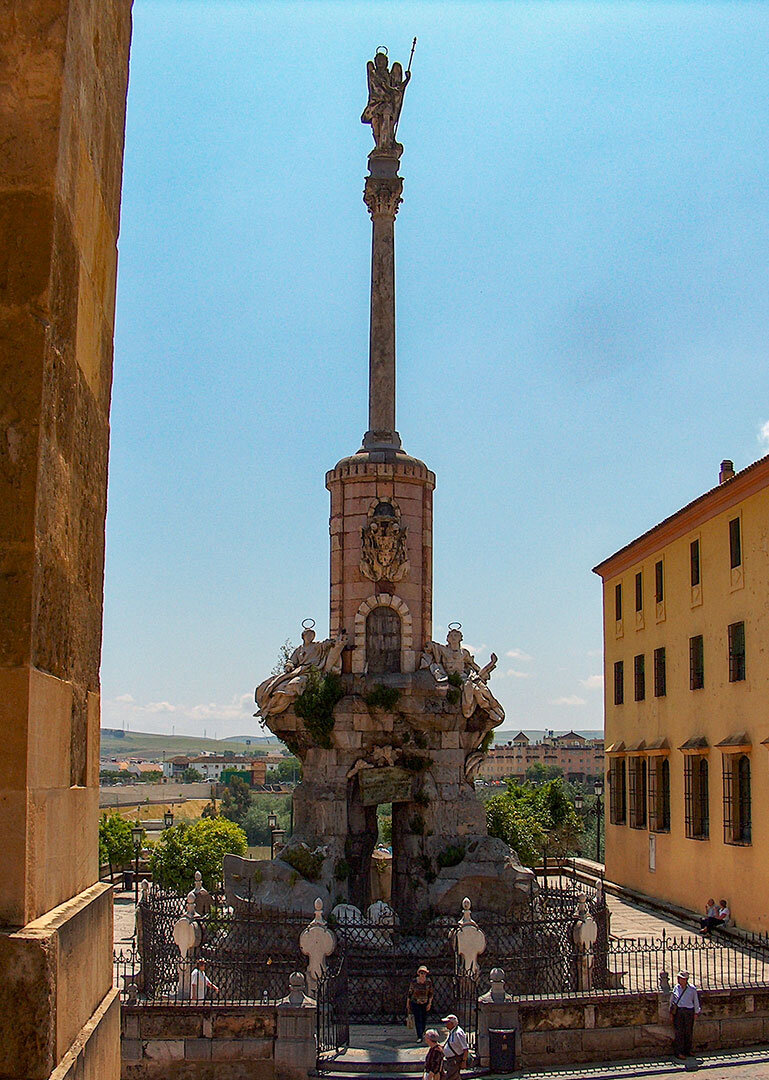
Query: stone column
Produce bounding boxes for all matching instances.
[362,155,403,451]
[0,4,131,1078]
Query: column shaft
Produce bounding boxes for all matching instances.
[368,213,396,437]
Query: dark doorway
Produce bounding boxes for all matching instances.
[366,607,401,674]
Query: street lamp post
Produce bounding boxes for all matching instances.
[163,808,174,830]
[131,824,143,905]
[268,813,278,859]
[593,780,603,863]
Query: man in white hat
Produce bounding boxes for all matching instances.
[669,970,701,1059]
[441,1014,468,1080]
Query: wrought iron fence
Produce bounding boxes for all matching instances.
[316,954,350,1058]
[505,928,769,1000]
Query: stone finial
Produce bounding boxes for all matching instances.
[192,870,213,915]
[185,891,196,919]
[299,899,336,997]
[139,879,150,902]
[280,970,313,1007]
[455,897,486,978]
[478,967,509,1004]
[126,983,139,1005]
[659,970,671,994]
[194,870,203,890]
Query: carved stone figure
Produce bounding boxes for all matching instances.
[255,625,347,718]
[360,500,409,583]
[421,627,504,726]
[361,48,411,155]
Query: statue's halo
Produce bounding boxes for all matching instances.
[302,618,316,630]
[448,621,462,631]
[375,45,389,57]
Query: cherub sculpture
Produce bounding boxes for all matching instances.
[421,626,504,727]
[255,624,347,718]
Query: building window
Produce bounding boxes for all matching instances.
[684,756,709,839]
[614,660,624,705]
[614,583,622,621]
[690,539,701,587]
[634,654,645,701]
[729,517,742,569]
[723,754,751,845]
[655,560,664,603]
[653,647,666,697]
[728,621,746,682]
[648,757,671,833]
[689,635,704,690]
[635,571,643,612]
[609,758,626,824]
[628,756,647,828]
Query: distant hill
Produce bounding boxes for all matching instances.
[100,728,281,760]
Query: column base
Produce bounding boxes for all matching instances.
[361,428,402,452]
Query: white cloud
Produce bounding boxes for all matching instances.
[145,701,176,713]
[506,669,533,679]
[549,695,587,707]
[115,693,135,703]
[580,674,604,689]
[506,648,532,661]
[759,420,769,448]
[462,642,485,656]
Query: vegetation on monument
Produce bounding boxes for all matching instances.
[99,812,142,880]
[437,843,466,869]
[149,817,247,891]
[280,845,324,882]
[485,778,582,867]
[294,667,344,748]
[364,684,400,710]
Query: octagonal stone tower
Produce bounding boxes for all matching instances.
[253,49,533,920]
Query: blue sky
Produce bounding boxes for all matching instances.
[103,0,769,739]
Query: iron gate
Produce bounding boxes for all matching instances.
[316,953,349,1060]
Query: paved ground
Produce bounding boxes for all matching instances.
[513,1045,769,1080]
[112,885,137,949]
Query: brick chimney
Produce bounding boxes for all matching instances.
[719,459,735,484]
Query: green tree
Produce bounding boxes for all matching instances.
[221,776,252,825]
[181,767,205,783]
[241,795,291,846]
[486,778,582,867]
[525,762,564,783]
[149,817,247,891]
[99,812,140,881]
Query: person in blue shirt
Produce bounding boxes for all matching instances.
[669,970,701,1059]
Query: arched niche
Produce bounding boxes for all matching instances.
[351,593,414,674]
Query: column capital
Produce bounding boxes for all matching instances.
[363,175,403,220]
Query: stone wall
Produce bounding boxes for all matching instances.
[121,1005,316,1080]
[1,2,132,1078]
[479,988,769,1068]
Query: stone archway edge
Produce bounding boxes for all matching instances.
[352,593,415,673]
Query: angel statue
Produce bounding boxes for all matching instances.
[255,624,347,719]
[361,44,414,155]
[421,626,505,727]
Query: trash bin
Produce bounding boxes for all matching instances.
[123,870,134,891]
[488,1029,516,1073]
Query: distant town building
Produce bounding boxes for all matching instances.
[162,755,267,786]
[478,731,604,783]
[593,456,769,932]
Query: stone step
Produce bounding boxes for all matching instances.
[312,1070,488,1080]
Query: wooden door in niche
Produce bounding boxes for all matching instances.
[366,607,401,673]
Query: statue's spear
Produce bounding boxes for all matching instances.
[406,36,417,77]
[394,38,417,138]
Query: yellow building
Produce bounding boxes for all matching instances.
[593,457,769,931]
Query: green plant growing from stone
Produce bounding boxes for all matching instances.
[437,843,466,869]
[294,667,344,748]
[364,684,401,710]
[281,845,324,882]
[413,789,430,807]
[409,813,425,835]
[479,729,494,754]
[334,858,350,881]
[413,730,428,749]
